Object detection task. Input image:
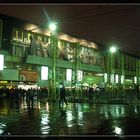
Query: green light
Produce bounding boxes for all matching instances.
[110,46,117,53]
[49,22,57,31]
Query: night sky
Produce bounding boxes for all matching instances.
[0,4,140,56]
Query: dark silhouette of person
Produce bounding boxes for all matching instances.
[59,84,68,107]
[59,107,66,117]
[88,86,94,103]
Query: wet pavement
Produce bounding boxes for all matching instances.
[0,97,140,139]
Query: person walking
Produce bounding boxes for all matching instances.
[59,84,68,107]
[88,85,94,103]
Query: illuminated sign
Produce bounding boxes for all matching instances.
[0,54,4,70]
[19,70,39,81]
[121,75,124,84]
[104,73,107,83]
[115,74,119,83]
[66,69,72,81]
[134,76,137,84]
[41,66,48,80]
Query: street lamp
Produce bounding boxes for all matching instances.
[49,23,57,32]
[103,45,118,102]
[109,46,117,96]
[48,22,58,101]
[109,46,117,53]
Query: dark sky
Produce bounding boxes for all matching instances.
[0,4,140,56]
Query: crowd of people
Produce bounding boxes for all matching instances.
[0,82,139,107]
[0,86,48,99]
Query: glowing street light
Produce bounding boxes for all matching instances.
[49,22,57,32]
[109,46,117,53]
[48,22,58,101]
[109,45,117,96]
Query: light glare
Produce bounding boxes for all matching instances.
[49,23,56,31]
[110,46,117,53]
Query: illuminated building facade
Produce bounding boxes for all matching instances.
[0,14,140,100]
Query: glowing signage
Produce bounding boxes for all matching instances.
[66,69,72,81]
[115,74,119,83]
[41,66,48,80]
[104,73,107,83]
[134,76,137,84]
[0,54,4,70]
[121,75,124,84]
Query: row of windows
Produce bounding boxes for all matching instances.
[113,53,137,71]
[12,28,49,44]
[124,55,136,71]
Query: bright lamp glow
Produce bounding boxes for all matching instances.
[110,46,117,53]
[49,22,57,31]
[66,69,72,81]
[41,66,48,80]
[0,55,4,70]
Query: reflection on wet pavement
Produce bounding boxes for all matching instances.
[0,97,140,137]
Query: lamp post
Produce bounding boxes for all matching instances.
[109,46,117,97]
[103,46,117,102]
[48,22,58,101]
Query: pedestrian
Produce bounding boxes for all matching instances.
[88,85,94,103]
[59,83,68,107]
